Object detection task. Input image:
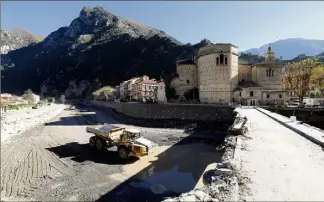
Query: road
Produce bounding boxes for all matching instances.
[1,105,226,201]
[237,108,324,201]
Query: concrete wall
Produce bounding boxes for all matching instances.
[91,100,236,123]
[263,106,324,130]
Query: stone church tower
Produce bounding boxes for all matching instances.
[265,44,276,64]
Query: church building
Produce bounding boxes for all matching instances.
[171,44,285,105]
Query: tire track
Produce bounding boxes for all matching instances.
[1,125,71,199]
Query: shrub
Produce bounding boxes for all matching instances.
[48,97,55,103]
[22,88,35,102]
[92,86,114,100]
[60,95,66,103]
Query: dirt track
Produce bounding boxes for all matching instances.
[1,105,226,201]
[237,108,324,201]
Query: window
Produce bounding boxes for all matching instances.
[239,92,242,97]
[220,54,224,65]
[272,70,274,77]
[225,57,228,65]
[187,80,189,84]
[250,91,254,97]
[267,94,270,98]
[266,70,269,77]
[279,94,282,98]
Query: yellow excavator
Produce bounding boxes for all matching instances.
[86,124,154,160]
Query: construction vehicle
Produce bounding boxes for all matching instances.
[86,124,154,160]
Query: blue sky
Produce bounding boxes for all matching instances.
[2,1,324,51]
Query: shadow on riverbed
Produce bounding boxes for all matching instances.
[44,113,119,126]
[94,128,227,202]
[46,142,139,165]
[87,105,232,130]
[46,128,227,202]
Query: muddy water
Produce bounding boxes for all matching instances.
[100,141,223,202]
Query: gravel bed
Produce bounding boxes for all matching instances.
[1,104,65,144]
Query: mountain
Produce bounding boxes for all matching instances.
[0,29,44,54]
[238,53,265,64]
[1,7,209,96]
[243,38,324,60]
[318,51,324,57]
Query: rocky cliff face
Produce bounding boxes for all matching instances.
[0,29,44,54]
[1,6,206,96]
[42,6,181,50]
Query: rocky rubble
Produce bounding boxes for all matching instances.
[1,104,65,144]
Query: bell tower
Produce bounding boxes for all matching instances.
[265,44,275,64]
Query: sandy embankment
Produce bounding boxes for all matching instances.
[1,104,66,144]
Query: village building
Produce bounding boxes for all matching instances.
[170,59,198,100]
[156,80,167,103]
[171,43,239,103]
[196,44,239,103]
[132,78,158,102]
[234,45,285,105]
[124,77,142,101]
[171,43,286,105]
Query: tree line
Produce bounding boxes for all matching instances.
[282,59,324,105]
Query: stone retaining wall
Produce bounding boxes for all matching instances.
[91,101,236,123]
[262,106,324,130]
